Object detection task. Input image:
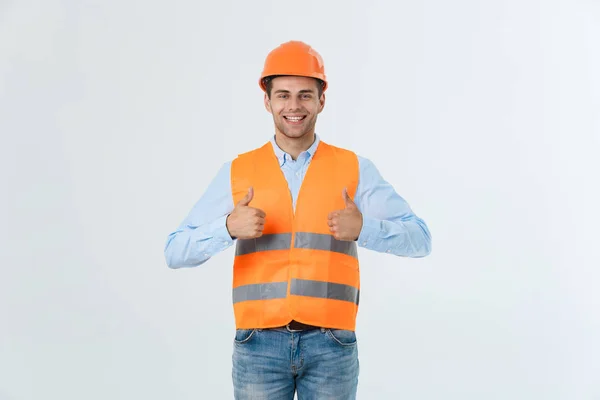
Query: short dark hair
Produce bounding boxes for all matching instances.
[263,75,325,99]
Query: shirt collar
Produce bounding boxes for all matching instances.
[270,134,320,166]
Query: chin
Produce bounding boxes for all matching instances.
[276,124,306,138]
[282,130,309,139]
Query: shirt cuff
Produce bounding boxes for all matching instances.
[208,214,235,251]
[357,216,380,247]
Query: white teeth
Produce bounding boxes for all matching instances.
[285,116,304,121]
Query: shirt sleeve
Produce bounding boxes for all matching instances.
[354,156,432,257]
[164,161,236,268]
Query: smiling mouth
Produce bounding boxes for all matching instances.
[283,115,307,125]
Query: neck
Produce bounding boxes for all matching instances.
[274,131,315,160]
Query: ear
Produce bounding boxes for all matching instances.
[264,92,272,113]
[318,93,326,114]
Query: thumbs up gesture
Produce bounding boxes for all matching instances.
[226,187,266,239]
[327,188,363,241]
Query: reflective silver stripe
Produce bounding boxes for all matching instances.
[290,278,360,305]
[235,233,292,256]
[294,232,358,258]
[232,282,288,303]
[235,232,357,258]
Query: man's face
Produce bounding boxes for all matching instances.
[264,76,325,140]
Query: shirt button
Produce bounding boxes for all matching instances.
[386,249,391,253]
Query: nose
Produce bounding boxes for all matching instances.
[287,96,301,111]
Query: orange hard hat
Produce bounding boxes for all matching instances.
[259,40,328,92]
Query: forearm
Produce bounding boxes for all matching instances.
[164,215,234,268]
[357,215,431,257]
[164,161,235,268]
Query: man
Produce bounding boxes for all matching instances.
[164,40,432,400]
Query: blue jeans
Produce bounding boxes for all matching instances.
[232,327,359,399]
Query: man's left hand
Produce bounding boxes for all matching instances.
[327,188,363,241]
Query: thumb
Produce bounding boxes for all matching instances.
[343,188,356,208]
[237,186,254,206]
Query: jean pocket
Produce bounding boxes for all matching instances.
[326,329,357,346]
[234,328,257,344]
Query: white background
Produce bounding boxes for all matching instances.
[1,0,599,399]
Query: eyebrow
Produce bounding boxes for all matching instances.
[273,89,315,94]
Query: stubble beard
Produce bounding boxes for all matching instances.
[275,115,317,139]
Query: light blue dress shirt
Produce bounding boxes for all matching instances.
[164,134,431,268]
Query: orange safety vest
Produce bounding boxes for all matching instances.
[230,139,360,331]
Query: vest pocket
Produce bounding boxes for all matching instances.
[234,328,257,344]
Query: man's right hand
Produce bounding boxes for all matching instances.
[226,187,266,239]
